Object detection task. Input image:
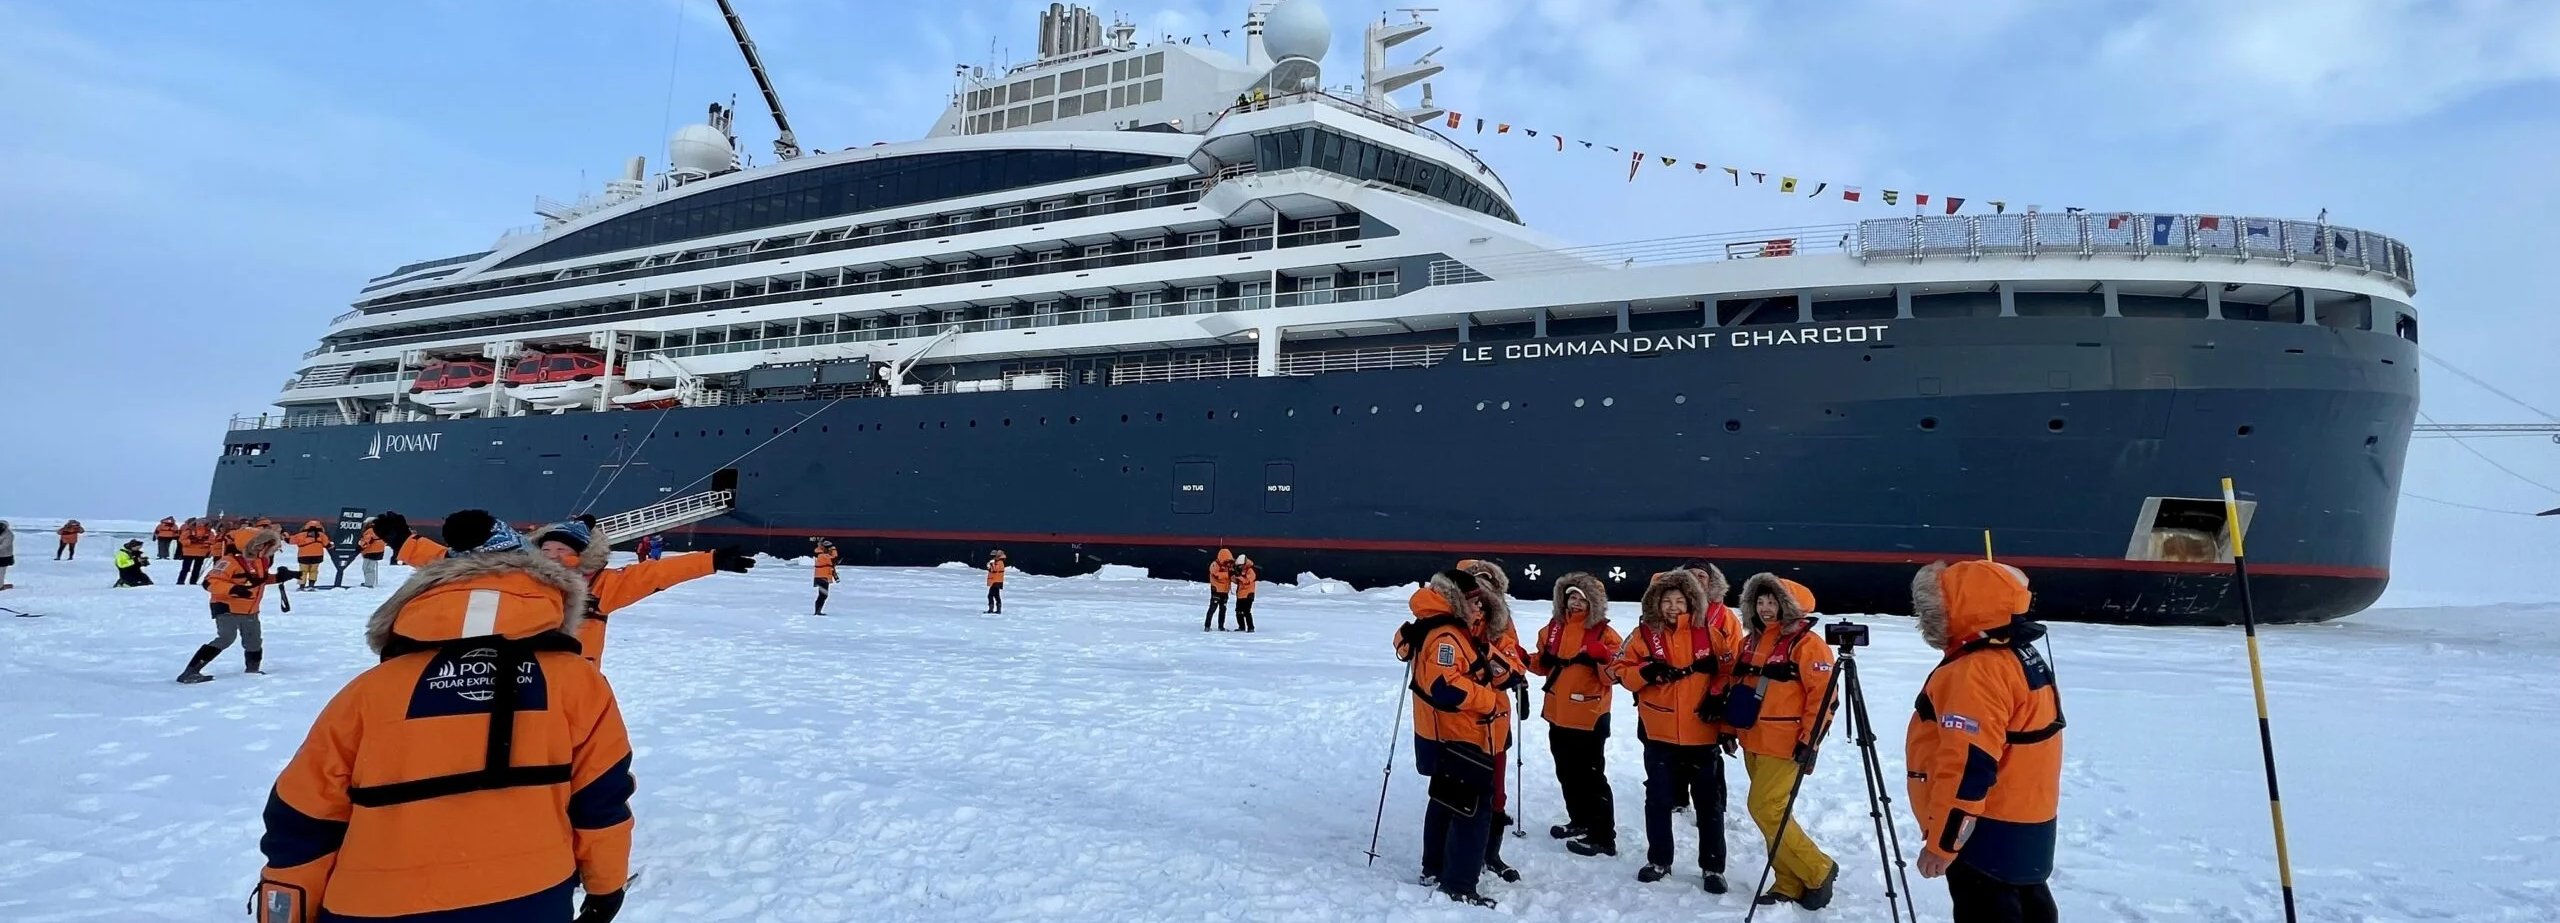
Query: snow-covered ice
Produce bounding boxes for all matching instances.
[2,548,2556,921]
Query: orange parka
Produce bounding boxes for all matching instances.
[358,525,387,559]
[571,549,718,664]
[205,529,283,616]
[56,521,83,544]
[812,546,839,582]
[153,518,179,540]
[253,549,633,922]
[1732,574,1839,760]
[1209,548,1234,593]
[178,522,217,558]
[397,534,449,567]
[1392,572,1514,763]
[1528,572,1621,732]
[1905,560,2065,884]
[291,523,332,563]
[987,554,1006,585]
[1612,568,1746,746]
[1234,559,1257,597]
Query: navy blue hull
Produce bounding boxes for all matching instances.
[211,317,2416,624]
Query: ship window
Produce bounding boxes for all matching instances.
[1060,70,1083,92]
[1110,86,1126,109]
[1082,90,1106,113]
[1058,95,1082,118]
[2316,291,2374,330]
[2118,293,2207,319]
[1033,76,1055,97]
[1007,106,1029,128]
[2015,291,2104,317]
[1144,52,1163,76]
[1142,79,1163,103]
[1009,80,1031,99]
[1112,60,1126,82]
[1031,101,1054,123]
[1084,64,1107,85]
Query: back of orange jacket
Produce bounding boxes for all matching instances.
[576,552,718,664]
[255,549,633,922]
[154,519,179,539]
[813,547,839,582]
[1905,560,2064,884]
[1208,549,1234,593]
[291,529,331,563]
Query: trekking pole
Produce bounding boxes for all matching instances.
[2222,477,2300,923]
[1744,647,1848,923]
[271,570,294,614]
[1365,660,1413,866]
[1511,686,1527,838]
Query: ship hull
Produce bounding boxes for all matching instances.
[211,316,2416,624]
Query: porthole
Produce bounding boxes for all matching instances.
[1724,419,1742,432]
[1002,419,1011,427]
[2364,435,2378,447]
[1602,397,1615,407]
[1574,398,1586,408]
[1332,405,1342,415]
[1070,415,1081,424]
[1230,410,1242,419]
[1413,404,1424,413]
[2236,425,2253,437]
[1121,465,1130,473]
[717,430,724,436]
[1674,394,1687,404]
[1040,417,1049,425]
[1919,417,1938,431]
[1207,410,1216,420]
[820,426,828,433]
[1287,408,1296,417]
[919,422,927,430]
[1369,405,1380,414]
[2047,418,2065,432]
[1155,412,1164,422]
[1120,413,1130,423]
[968,420,977,428]
[939,421,948,429]
[1500,400,1512,410]
[1476,401,1487,411]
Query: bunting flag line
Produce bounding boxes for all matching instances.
[1474,117,1485,133]
[1497,123,1511,134]
[1881,190,1899,205]
[1806,182,1827,197]
[1779,176,1799,193]
[1725,167,1740,185]
[1446,112,1461,129]
[1843,187,1862,203]
[1628,151,1643,182]
[1945,197,1966,215]
[1661,156,1677,167]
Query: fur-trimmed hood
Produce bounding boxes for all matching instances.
[237,527,283,559]
[1456,559,1514,636]
[366,549,589,657]
[1639,568,1710,630]
[1409,570,1477,624]
[1551,572,1610,627]
[1686,564,1730,608]
[1913,560,2033,651]
[1739,572,1814,632]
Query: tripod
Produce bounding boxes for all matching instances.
[1742,633,1919,923]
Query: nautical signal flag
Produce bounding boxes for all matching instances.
[1780,176,1799,193]
[1447,112,1462,128]
[1843,187,1862,202]
[1881,190,1898,205]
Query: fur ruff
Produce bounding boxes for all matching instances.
[1639,568,1710,629]
[1458,559,1514,636]
[1689,563,1731,607]
[1912,561,1952,649]
[1425,570,1475,623]
[366,549,590,655]
[1739,572,1809,632]
[1551,572,1610,627]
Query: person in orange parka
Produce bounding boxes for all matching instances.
[1906,560,2064,923]
[152,516,179,559]
[1610,566,1744,889]
[356,518,388,588]
[1732,573,1841,910]
[1453,558,1528,881]
[530,518,752,664]
[1231,555,1259,632]
[808,539,839,615]
[176,519,217,585]
[984,549,1007,614]
[1391,567,1519,909]
[229,520,266,556]
[178,527,284,682]
[251,509,633,923]
[1528,571,1621,854]
[54,519,83,560]
[1204,548,1235,631]
[290,520,332,589]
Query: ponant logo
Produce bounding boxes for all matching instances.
[360,430,442,459]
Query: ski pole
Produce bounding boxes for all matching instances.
[1366,660,1413,866]
[272,570,294,614]
[1511,686,1527,838]
[2222,477,2299,923]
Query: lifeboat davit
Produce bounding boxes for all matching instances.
[406,359,497,415]
[504,351,627,409]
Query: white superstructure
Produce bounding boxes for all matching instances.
[257,1,2418,429]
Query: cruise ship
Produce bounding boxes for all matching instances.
[207,0,2421,624]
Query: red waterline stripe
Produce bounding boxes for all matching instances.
[250,514,2388,580]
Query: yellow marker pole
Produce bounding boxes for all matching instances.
[1983,529,1994,561]
[2222,477,2299,923]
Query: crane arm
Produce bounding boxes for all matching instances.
[714,0,801,160]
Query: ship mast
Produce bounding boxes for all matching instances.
[714,0,801,161]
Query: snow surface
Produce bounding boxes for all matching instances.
[1,551,2556,921]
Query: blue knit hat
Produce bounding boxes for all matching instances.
[534,521,593,552]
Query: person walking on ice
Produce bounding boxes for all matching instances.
[1204,547,1235,631]
[54,519,83,560]
[1232,555,1259,631]
[290,521,330,590]
[176,519,215,585]
[811,539,839,615]
[176,527,284,683]
[1734,573,1842,910]
[152,517,179,560]
[984,549,1006,614]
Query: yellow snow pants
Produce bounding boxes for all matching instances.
[1745,751,1837,898]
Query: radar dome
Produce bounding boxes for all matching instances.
[669,123,732,175]
[1262,0,1331,63]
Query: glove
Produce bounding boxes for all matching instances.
[228,585,255,600]
[1499,667,1528,691]
[575,889,625,923]
[372,513,411,554]
[272,567,300,584]
[1761,662,1800,682]
[1793,741,1819,774]
[1639,662,1686,685]
[711,546,755,574]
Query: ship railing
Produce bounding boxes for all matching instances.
[228,410,369,431]
[1277,343,1452,376]
[631,286,1313,365]
[331,308,364,324]
[1109,355,1261,385]
[1274,281,1402,309]
[592,489,734,547]
[351,184,1213,317]
[1426,223,1857,284]
[1855,214,2416,294]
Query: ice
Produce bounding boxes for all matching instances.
[1085,564,1150,581]
[1,550,2556,921]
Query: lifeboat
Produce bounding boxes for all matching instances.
[612,386,684,411]
[503,351,627,409]
[405,359,497,415]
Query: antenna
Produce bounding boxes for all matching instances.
[714,0,801,160]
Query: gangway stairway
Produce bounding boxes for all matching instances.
[592,469,739,546]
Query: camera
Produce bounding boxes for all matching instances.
[1825,620,1870,649]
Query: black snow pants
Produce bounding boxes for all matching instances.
[1234,594,1255,631]
[1642,739,1728,873]
[1549,723,1616,844]
[987,583,1003,613]
[156,537,174,559]
[177,555,206,585]
[1203,590,1229,630]
[1947,862,2058,923]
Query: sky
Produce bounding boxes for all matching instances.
[1,0,2556,602]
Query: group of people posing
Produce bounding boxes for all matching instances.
[1393,558,2064,923]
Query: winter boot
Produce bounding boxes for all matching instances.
[1566,836,1617,857]
[1636,863,1672,883]
[1484,814,1520,883]
[176,644,220,684]
[1443,890,1498,909]
[244,649,265,675]
[1702,872,1728,894]
[1417,872,1438,889]
[1797,863,1839,910]
[1549,823,1584,840]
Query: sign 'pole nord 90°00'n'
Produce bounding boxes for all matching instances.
[327,507,368,589]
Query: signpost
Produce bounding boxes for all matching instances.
[328,507,368,589]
